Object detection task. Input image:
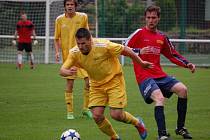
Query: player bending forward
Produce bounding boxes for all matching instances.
[60,28,153,140]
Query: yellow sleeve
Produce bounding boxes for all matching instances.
[62,52,76,69]
[107,41,124,56]
[84,14,89,30]
[54,17,61,39]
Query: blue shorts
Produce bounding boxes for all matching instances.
[139,76,180,104]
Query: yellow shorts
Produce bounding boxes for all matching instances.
[64,67,88,79]
[88,74,127,109]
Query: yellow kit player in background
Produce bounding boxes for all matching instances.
[60,28,153,140]
[54,0,92,119]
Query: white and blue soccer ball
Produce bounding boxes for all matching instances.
[61,129,80,140]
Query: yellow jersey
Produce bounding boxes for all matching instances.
[62,38,124,86]
[54,12,89,62]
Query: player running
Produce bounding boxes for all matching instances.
[124,5,195,140]
[60,28,152,140]
[13,12,38,69]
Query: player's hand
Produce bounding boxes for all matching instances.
[60,67,77,77]
[12,40,16,46]
[140,47,153,54]
[33,40,38,45]
[187,63,196,73]
[141,61,154,68]
[69,66,77,75]
[63,67,77,76]
[55,52,60,63]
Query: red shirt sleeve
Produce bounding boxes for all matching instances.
[124,29,141,48]
[161,36,189,68]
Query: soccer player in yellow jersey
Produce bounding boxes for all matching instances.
[60,28,154,140]
[54,0,92,120]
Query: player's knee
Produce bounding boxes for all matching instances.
[110,111,123,121]
[92,113,104,123]
[178,86,188,98]
[154,96,165,106]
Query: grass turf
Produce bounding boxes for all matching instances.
[0,63,209,140]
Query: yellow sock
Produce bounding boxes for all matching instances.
[97,118,119,139]
[65,91,73,113]
[83,88,89,110]
[122,111,139,126]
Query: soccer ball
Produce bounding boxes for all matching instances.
[61,129,80,140]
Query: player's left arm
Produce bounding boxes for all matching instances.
[32,29,36,39]
[186,63,196,73]
[32,23,38,45]
[84,13,89,30]
[32,30,38,45]
[161,36,196,73]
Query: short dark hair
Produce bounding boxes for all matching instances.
[20,11,26,16]
[144,5,161,17]
[76,28,91,39]
[63,0,78,7]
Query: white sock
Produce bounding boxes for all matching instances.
[17,53,22,64]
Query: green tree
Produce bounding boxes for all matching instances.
[156,0,176,31]
[98,0,144,37]
[125,1,144,35]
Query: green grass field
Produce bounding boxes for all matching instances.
[0,63,210,140]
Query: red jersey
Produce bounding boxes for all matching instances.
[16,20,34,43]
[125,27,189,84]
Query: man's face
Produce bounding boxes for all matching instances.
[65,0,76,14]
[145,11,160,30]
[76,37,92,55]
[21,14,27,21]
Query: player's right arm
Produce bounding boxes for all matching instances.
[60,50,78,77]
[60,66,77,77]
